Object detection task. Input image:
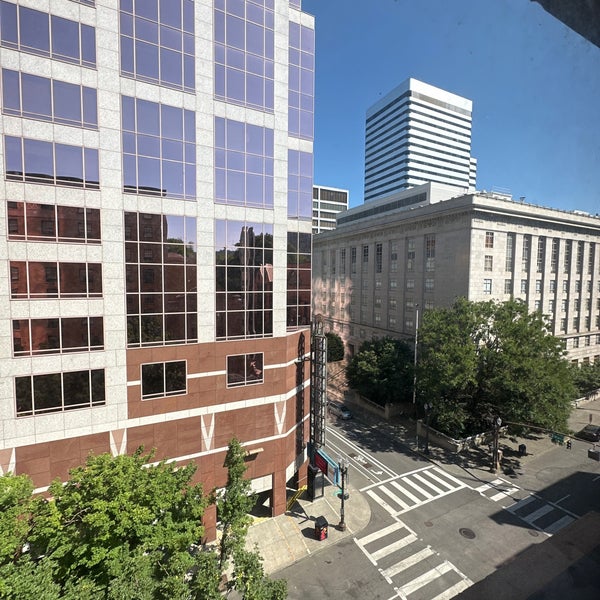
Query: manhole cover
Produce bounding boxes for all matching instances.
[459,528,476,539]
[424,521,433,527]
[529,530,539,537]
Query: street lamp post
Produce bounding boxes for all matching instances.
[423,402,432,455]
[337,458,348,531]
[491,416,502,473]
[413,304,420,448]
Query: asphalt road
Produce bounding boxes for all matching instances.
[279,409,600,600]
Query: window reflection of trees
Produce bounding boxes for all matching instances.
[216,220,273,340]
[125,212,197,347]
[226,353,264,387]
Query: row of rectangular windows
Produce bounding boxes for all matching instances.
[14,350,268,418]
[13,317,103,356]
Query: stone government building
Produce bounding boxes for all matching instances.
[313,183,600,364]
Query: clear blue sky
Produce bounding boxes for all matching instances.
[302,0,600,215]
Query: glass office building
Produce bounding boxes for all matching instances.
[0,0,314,539]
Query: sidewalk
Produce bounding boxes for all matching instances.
[246,480,371,575]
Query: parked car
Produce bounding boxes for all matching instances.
[577,424,600,442]
[328,402,352,420]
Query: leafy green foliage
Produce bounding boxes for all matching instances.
[1,440,287,599]
[217,437,255,571]
[233,547,287,600]
[570,361,600,398]
[325,332,344,362]
[418,298,576,437]
[346,337,414,405]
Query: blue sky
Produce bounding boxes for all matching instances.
[302,0,600,215]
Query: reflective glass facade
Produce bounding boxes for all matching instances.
[215,219,273,340]
[2,69,97,128]
[125,212,198,347]
[120,0,195,92]
[214,117,273,208]
[288,150,312,219]
[214,0,274,111]
[5,136,99,188]
[288,21,314,139]
[122,96,196,199]
[286,231,311,328]
[0,2,96,67]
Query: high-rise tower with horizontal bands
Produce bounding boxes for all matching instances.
[364,78,476,202]
[0,0,314,540]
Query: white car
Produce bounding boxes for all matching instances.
[328,402,352,420]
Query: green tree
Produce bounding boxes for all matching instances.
[346,337,413,406]
[233,547,287,600]
[570,361,600,397]
[217,437,255,571]
[325,331,344,362]
[1,441,287,599]
[418,298,576,437]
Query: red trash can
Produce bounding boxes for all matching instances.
[315,516,328,540]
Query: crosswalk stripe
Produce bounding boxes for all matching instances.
[413,473,445,495]
[402,476,434,499]
[381,546,435,579]
[390,480,423,504]
[429,577,472,600]
[475,478,502,493]
[522,504,554,524]
[544,514,575,534]
[371,533,418,561]
[357,520,411,546]
[367,489,398,517]
[399,561,453,596]
[490,488,518,502]
[507,495,537,513]
[431,467,467,489]
[426,469,461,491]
[380,484,412,510]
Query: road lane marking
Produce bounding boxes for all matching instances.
[399,561,453,596]
[357,520,414,545]
[521,504,554,524]
[544,515,575,534]
[429,577,472,600]
[380,484,412,511]
[381,546,435,579]
[402,476,434,499]
[371,533,418,561]
[413,472,445,495]
[390,480,423,504]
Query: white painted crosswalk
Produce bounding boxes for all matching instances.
[362,466,468,517]
[355,519,472,600]
[474,477,520,505]
[506,495,576,535]
[474,477,577,536]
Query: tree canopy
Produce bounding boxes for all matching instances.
[417,298,576,438]
[570,360,600,398]
[0,442,287,600]
[346,337,414,406]
[325,331,344,362]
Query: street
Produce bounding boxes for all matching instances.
[278,405,600,600]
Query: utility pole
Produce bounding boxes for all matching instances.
[491,416,502,473]
[337,458,348,531]
[424,402,432,455]
[413,304,419,448]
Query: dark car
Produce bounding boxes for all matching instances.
[577,424,600,442]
